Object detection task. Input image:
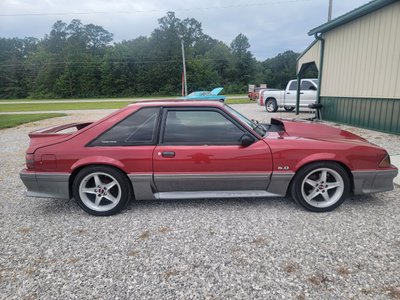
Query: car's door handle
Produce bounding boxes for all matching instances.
[286,92,290,94]
[300,92,304,94]
[161,151,175,158]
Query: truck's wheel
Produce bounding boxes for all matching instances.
[265,98,278,112]
[284,106,295,112]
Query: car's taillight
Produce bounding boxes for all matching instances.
[379,154,391,168]
[26,153,35,169]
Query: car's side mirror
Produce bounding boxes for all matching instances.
[240,134,255,147]
[309,86,317,91]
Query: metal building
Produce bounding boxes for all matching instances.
[297,0,400,134]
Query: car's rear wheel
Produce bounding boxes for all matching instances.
[291,162,350,212]
[284,106,295,112]
[265,98,278,112]
[72,165,132,216]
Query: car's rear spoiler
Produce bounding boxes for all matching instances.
[29,122,92,136]
[28,122,93,148]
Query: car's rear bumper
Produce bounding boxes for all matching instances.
[20,170,70,199]
[352,168,398,195]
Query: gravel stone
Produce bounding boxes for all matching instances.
[0,104,399,299]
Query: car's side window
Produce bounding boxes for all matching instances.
[300,80,314,90]
[288,81,297,90]
[162,110,245,145]
[90,107,160,146]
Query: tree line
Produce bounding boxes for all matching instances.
[0,12,317,99]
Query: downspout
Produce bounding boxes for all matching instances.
[315,33,325,119]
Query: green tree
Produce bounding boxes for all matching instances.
[28,19,113,98]
[0,13,312,99]
[229,34,256,90]
[205,42,234,86]
[186,58,219,92]
[101,37,149,96]
[260,50,298,89]
[0,37,39,98]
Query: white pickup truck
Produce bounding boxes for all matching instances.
[257,79,318,112]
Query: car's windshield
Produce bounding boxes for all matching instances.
[188,91,208,97]
[312,79,319,86]
[224,104,267,136]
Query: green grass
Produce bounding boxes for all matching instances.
[0,113,66,129]
[227,94,248,97]
[0,101,132,112]
[0,98,251,112]
[225,97,252,104]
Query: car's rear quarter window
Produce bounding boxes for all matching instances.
[90,107,160,146]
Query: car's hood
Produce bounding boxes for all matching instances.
[209,87,223,95]
[272,118,369,143]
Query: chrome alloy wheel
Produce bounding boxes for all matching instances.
[78,172,122,212]
[266,101,276,112]
[300,168,344,208]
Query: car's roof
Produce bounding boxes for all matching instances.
[129,99,225,108]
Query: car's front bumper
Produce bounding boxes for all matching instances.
[352,168,398,195]
[20,170,70,199]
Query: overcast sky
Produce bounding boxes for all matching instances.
[0,0,371,60]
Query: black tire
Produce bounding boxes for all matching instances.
[284,106,295,112]
[72,165,132,216]
[291,162,350,212]
[265,98,278,112]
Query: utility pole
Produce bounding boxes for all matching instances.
[181,40,188,96]
[328,0,333,21]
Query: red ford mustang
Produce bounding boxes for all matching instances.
[20,100,397,216]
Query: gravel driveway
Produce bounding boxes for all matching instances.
[1,104,399,299]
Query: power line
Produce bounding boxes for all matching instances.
[0,0,312,17]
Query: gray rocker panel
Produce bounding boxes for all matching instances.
[129,171,295,200]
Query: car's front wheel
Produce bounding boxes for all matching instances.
[291,162,350,212]
[72,165,132,216]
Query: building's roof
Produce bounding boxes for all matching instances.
[308,0,396,36]
[297,39,319,62]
